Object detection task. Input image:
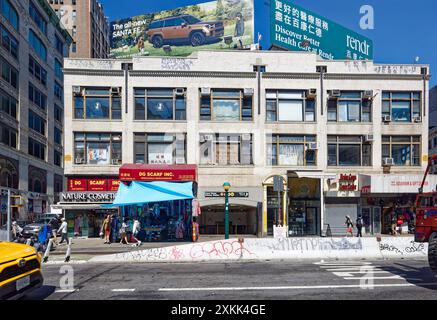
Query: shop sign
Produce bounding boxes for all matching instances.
[119,165,197,182]
[338,174,358,191]
[108,179,120,192]
[60,192,116,203]
[87,178,108,192]
[369,175,437,194]
[68,178,87,192]
[204,192,250,198]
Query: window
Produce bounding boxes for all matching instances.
[28,166,46,193]
[28,83,47,110]
[29,55,47,86]
[0,88,17,118]
[134,88,186,121]
[74,133,122,165]
[29,1,47,35]
[266,90,315,122]
[73,87,121,120]
[0,23,18,59]
[328,136,372,167]
[267,135,317,166]
[54,150,62,167]
[134,133,186,165]
[54,104,63,123]
[199,133,253,165]
[200,89,253,121]
[382,136,421,166]
[28,110,46,136]
[29,29,47,61]
[54,127,62,145]
[0,123,17,148]
[1,57,18,89]
[55,35,64,56]
[382,92,421,122]
[54,81,63,101]
[0,0,18,30]
[28,138,46,160]
[71,42,76,53]
[328,91,371,122]
[54,59,63,80]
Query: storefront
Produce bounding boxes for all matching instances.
[359,174,437,235]
[115,164,198,242]
[324,173,361,236]
[197,187,262,236]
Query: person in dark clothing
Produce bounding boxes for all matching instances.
[234,12,245,48]
[356,215,364,237]
[345,215,354,237]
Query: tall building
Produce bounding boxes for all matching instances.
[60,50,431,238]
[48,0,110,59]
[428,86,437,157]
[0,0,72,224]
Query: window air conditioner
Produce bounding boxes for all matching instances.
[306,88,317,99]
[242,133,251,141]
[72,86,81,95]
[364,134,374,143]
[243,88,254,96]
[204,134,214,141]
[75,158,85,164]
[112,159,120,165]
[175,157,185,165]
[363,90,374,99]
[383,158,395,166]
[328,90,341,99]
[307,143,318,150]
[413,115,422,123]
[383,115,392,123]
[175,88,185,96]
[201,87,211,96]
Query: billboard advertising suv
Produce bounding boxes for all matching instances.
[110,0,254,58]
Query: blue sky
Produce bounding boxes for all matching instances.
[100,0,437,86]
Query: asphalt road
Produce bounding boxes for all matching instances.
[25,259,437,300]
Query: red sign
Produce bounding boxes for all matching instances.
[338,174,358,191]
[87,178,108,192]
[68,178,87,192]
[67,177,120,192]
[108,179,120,191]
[119,164,197,182]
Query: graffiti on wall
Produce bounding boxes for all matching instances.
[250,237,364,252]
[189,240,257,260]
[379,241,426,256]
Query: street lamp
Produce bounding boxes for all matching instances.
[223,182,231,240]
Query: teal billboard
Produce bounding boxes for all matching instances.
[270,0,373,60]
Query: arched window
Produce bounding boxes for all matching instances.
[0,157,18,188]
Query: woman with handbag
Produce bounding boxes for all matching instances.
[101,215,112,244]
[345,215,354,237]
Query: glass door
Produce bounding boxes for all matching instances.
[305,207,318,235]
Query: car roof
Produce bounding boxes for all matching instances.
[152,14,193,22]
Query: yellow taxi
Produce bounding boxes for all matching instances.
[0,242,43,300]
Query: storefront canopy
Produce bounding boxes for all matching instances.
[103,181,194,207]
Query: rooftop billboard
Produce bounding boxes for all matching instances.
[110,0,254,59]
[270,0,373,60]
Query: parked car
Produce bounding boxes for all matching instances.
[0,242,43,299]
[146,14,225,48]
[22,213,60,239]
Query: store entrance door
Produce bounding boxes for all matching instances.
[361,207,381,235]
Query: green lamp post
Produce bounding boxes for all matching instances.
[223,182,231,240]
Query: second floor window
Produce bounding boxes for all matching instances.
[328,136,372,167]
[54,127,62,145]
[267,135,317,166]
[200,89,253,121]
[28,137,46,161]
[266,90,315,122]
[134,88,186,121]
[54,81,63,101]
[54,150,62,167]
[382,91,421,122]
[0,88,17,118]
[328,91,372,122]
[199,133,253,166]
[0,123,17,149]
[382,136,421,166]
[74,87,121,120]
[134,133,186,165]
[54,104,63,123]
[74,132,122,165]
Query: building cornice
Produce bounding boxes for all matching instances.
[64,69,125,77]
[324,73,427,81]
[263,73,320,80]
[129,71,257,79]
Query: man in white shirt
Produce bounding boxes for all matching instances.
[131,218,141,247]
[58,218,69,245]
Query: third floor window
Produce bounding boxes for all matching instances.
[266,90,316,122]
[327,91,372,122]
[382,91,421,123]
[74,87,121,120]
[134,88,186,121]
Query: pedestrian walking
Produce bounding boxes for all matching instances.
[58,218,69,245]
[11,221,23,240]
[102,215,112,244]
[391,213,397,236]
[356,215,364,237]
[48,215,61,245]
[119,218,129,245]
[111,214,119,243]
[131,218,141,247]
[191,217,199,242]
[345,215,354,237]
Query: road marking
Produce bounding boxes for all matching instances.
[158,283,437,292]
[111,289,136,292]
[55,289,78,293]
